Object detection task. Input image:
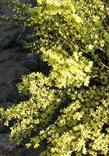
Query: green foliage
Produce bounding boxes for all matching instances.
[1,0,109,155]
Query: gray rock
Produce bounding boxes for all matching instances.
[0,134,17,155]
[26,53,35,60]
[17,39,28,49]
[15,27,26,43]
[8,147,41,156]
[0,5,14,16]
[0,121,5,134]
[0,102,13,109]
[22,58,37,71]
[18,66,31,75]
[25,34,35,42]
[0,134,45,156]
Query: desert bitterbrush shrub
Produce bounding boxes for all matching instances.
[1,0,109,155]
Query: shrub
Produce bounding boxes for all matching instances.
[1,0,109,155]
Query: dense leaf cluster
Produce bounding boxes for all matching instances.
[1,0,109,155]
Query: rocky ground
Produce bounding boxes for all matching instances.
[0,4,48,156]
